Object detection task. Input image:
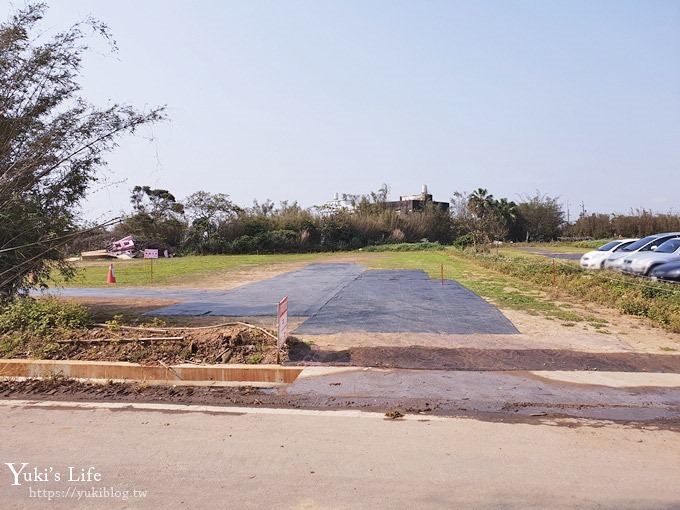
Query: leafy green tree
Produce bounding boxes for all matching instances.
[130,186,184,219]
[183,191,239,252]
[495,197,523,242]
[517,192,564,241]
[0,4,164,297]
[451,189,507,249]
[185,191,239,226]
[569,213,614,239]
[468,188,495,219]
[116,186,184,249]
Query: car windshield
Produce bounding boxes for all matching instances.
[654,238,680,254]
[597,241,622,251]
[613,241,636,251]
[620,235,660,252]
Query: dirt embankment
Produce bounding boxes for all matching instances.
[3,320,285,366]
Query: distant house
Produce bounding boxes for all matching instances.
[385,185,449,214]
[320,185,449,216]
[319,193,356,215]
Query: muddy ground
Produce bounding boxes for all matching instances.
[3,373,679,430]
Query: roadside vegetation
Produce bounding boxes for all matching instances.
[0,296,281,363]
[0,298,92,358]
[470,249,680,333]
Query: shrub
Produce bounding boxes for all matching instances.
[0,297,91,338]
[363,241,445,252]
[468,253,680,333]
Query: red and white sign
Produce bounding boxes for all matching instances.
[277,296,288,349]
[144,249,159,259]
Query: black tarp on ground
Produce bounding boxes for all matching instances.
[52,263,518,334]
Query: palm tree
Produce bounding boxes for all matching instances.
[468,188,495,219]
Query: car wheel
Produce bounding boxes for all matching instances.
[645,265,659,276]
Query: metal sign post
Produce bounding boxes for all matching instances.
[277,296,288,364]
[144,249,159,283]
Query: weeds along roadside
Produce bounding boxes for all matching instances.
[0,297,279,363]
[465,249,680,334]
[0,297,92,358]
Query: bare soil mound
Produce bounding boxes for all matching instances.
[4,322,284,366]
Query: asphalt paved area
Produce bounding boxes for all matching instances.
[53,263,518,335]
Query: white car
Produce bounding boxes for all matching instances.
[580,239,638,269]
[603,232,680,271]
[621,237,680,276]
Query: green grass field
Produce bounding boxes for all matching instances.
[55,253,331,287]
[57,249,506,289]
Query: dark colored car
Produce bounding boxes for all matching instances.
[650,260,680,282]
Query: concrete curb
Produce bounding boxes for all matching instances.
[0,359,302,386]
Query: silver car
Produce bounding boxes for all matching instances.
[621,237,680,276]
[603,232,680,271]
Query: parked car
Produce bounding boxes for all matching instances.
[621,237,680,275]
[603,232,680,271]
[650,260,680,282]
[580,239,638,269]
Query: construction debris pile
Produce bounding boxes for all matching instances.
[80,236,170,260]
[2,322,284,365]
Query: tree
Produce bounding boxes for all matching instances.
[451,191,479,248]
[468,188,495,219]
[130,186,184,220]
[353,183,391,215]
[116,186,184,250]
[569,213,614,239]
[184,191,239,248]
[451,189,509,250]
[517,192,564,242]
[0,4,164,297]
[495,197,522,242]
[250,199,275,217]
[185,191,239,226]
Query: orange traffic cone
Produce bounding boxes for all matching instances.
[106,264,116,284]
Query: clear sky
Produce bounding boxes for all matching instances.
[12,0,680,221]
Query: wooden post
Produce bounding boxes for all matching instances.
[552,259,556,286]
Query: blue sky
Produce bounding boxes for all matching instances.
[13,0,680,221]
